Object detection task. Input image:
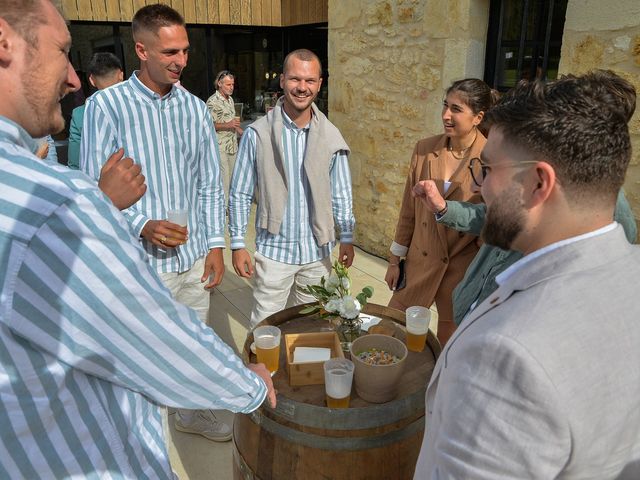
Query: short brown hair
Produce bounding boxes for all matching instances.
[485,73,631,204]
[0,0,51,46]
[132,3,184,40]
[283,49,323,77]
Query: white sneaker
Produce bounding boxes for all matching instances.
[174,409,232,442]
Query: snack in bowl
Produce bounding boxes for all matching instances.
[355,348,401,365]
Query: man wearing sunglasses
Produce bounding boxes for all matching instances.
[414,72,640,478]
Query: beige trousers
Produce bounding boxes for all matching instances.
[250,252,332,328]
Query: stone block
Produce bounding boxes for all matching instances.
[366,1,393,26]
[564,0,640,32]
[329,0,364,29]
[424,0,470,38]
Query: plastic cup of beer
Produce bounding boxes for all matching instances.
[254,326,281,376]
[405,306,431,352]
[167,209,188,227]
[324,358,354,409]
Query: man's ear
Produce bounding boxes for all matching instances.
[0,18,17,66]
[528,161,556,207]
[88,74,96,88]
[135,41,147,62]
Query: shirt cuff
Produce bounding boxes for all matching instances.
[390,241,408,257]
[207,236,226,250]
[339,231,354,243]
[236,375,269,414]
[230,235,246,250]
[129,214,150,238]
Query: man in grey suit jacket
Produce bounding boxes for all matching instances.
[414,72,640,478]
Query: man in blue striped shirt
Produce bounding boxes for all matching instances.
[81,4,235,440]
[230,49,356,328]
[0,1,274,477]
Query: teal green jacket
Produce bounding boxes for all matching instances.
[67,104,85,170]
[439,189,637,326]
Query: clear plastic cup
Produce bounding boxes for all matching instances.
[167,209,188,227]
[324,358,354,408]
[405,306,431,352]
[254,326,281,375]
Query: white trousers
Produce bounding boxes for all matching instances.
[250,252,332,328]
[158,256,210,323]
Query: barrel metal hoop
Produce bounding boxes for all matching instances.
[267,388,425,430]
[232,438,259,480]
[251,409,425,451]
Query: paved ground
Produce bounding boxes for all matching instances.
[167,227,395,479]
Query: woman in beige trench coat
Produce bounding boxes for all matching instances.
[385,79,498,345]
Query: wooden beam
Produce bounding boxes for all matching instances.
[207,0,220,24]
[272,0,281,26]
[183,0,197,23]
[105,0,120,21]
[229,0,241,25]
[240,0,252,25]
[61,0,79,21]
[119,0,134,22]
[76,0,94,20]
[92,0,107,21]
[195,0,208,24]
[219,0,230,24]
[262,0,272,26]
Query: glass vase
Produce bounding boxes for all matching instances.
[331,315,363,354]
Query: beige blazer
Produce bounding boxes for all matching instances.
[389,133,484,321]
[414,226,640,479]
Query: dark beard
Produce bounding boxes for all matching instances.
[481,186,526,251]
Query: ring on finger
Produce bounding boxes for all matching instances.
[160,235,167,244]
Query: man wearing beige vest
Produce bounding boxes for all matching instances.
[229,49,355,328]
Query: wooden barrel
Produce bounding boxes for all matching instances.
[232,303,441,480]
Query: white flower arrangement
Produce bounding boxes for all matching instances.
[299,261,374,319]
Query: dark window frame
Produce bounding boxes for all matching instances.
[484,0,568,91]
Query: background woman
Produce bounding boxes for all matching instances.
[385,78,498,344]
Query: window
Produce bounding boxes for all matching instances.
[484,0,568,91]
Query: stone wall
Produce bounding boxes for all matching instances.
[559,0,640,238]
[328,0,490,257]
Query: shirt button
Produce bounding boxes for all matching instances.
[442,257,448,264]
[422,221,427,227]
[458,231,465,238]
[422,251,428,256]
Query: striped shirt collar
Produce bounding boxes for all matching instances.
[129,70,178,101]
[280,106,311,132]
[0,116,40,154]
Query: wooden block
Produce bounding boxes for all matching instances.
[285,332,343,386]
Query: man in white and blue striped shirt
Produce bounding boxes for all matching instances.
[230,49,356,327]
[0,1,274,477]
[81,4,234,440]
